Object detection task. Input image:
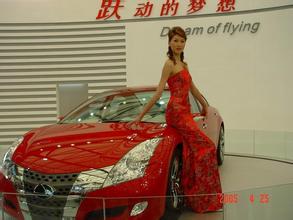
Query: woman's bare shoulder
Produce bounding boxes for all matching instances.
[164,59,174,68]
[184,62,189,71]
[162,59,174,77]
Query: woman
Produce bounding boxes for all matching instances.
[131,26,223,213]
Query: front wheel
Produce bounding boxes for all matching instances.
[217,126,225,166]
[166,149,184,211]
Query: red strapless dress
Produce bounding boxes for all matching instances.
[165,69,223,213]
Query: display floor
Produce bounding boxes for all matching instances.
[1,147,293,220]
[172,155,293,220]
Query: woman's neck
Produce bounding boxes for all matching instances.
[174,54,181,63]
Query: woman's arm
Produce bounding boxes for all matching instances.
[190,80,209,115]
[134,60,173,122]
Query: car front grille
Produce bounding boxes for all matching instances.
[22,169,78,195]
[12,165,81,219]
[10,164,114,219]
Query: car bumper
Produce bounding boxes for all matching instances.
[0,162,169,220]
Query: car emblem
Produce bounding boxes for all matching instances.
[33,184,55,199]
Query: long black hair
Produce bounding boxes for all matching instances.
[167,26,187,65]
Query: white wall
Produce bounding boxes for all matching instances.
[126,9,293,133]
[0,0,99,22]
[125,7,293,157]
[0,0,292,22]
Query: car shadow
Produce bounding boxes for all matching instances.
[161,206,204,220]
[160,208,183,220]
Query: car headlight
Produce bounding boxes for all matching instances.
[70,165,114,194]
[103,137,162,188]
[70,137,162,194]
[1,137,23,179]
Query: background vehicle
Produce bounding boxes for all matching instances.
[0,87,224,220]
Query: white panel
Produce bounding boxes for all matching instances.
[56,83,88,116]
[0,49,126,56]
[0,75,126,83]
[0,104,56,109]
[0,42,125,50]
[0,91,58,96]
[0,25,125,31]
[1,124,50,129]
[0,23,126,147]
[0,98,56,102]
[0,78,121,85]
[0,118,56,123]
[0,56,126,63]
[0,131,29,136]
[0,31,125,37]
[0,62,126,70]
[0,111,55,116]
[89,82,127,87]
[0,138,22,143]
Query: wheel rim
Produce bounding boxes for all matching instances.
[170,157,182,208]
[219,127,225,162]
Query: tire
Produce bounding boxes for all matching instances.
[165,148,184,211]
[217,126,225,166]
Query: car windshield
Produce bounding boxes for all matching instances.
[60,90,170,124]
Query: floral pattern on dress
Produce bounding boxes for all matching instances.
[166,69,223,213]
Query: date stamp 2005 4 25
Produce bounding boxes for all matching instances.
[218,193,270,204]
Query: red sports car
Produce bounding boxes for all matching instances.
[0,86,225,220]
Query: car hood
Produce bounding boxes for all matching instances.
[12,122,168,174]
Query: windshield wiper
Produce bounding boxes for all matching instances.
[101,119,125,123]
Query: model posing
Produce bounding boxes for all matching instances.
[131,26,222,213]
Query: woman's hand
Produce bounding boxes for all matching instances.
[128,115,143,130]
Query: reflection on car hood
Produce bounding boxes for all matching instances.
[12,122,167,174]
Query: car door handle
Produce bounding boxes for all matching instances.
[194,115,205,122]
